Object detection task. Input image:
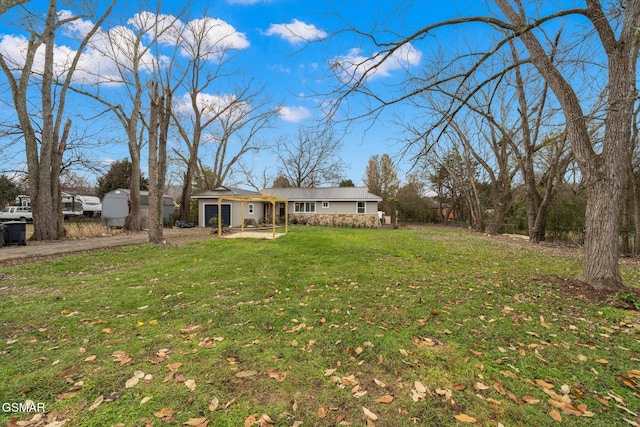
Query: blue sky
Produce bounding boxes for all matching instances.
[0,0,552,190]
[0,0,472,189]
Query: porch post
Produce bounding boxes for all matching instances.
[217,198,222,237]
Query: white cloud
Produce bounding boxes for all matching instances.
[278,105,311,122]
[265,19,326,45]
[332,43,422,82]
[0,11,249,87]
[174,92,251,123]
[268,64,291,74]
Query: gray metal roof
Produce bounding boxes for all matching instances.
[262,187,382,201]
[192,186,262,198]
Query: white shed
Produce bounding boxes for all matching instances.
[101,189,174,228]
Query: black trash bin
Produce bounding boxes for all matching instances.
[0,224,5,248]
[3,221,27,246]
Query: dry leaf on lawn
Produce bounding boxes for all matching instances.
[549,410,562,422]
[453,414,477,423]
[154,408,176,418]
[209,397,220,411]
[376,395,394,404]
[362,406,378,421]
[184,417,208,426]
[235,370,258,378]
[125,375,140,389]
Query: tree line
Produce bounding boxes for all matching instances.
[1,1,639,291]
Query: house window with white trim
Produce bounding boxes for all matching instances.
[357,201,366,214]
[322,201,329,209]
[248,203,254,214]
[294,202,316,213]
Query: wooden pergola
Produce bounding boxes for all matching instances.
[215,193,288,239]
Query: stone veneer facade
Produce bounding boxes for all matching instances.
[289,213,380,228]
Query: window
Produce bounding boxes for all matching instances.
[322,201,329,209]
[248,203,254,214]
[294,202,316,213]
[357,201,366,214]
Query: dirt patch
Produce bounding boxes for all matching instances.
[533,274,640,310]
[222,230,285,240]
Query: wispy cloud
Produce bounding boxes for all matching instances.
[265,19,326,45]
[278,105,311,122]
[332,43,422,82]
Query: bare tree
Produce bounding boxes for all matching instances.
[363,154,399,218]
[0,0,114,240]
[147,78,171,243]
[0,0,27,16]
[69,9,183,231]
[327,1,639,290]
[276,126,345,187]
[174,81,278,210]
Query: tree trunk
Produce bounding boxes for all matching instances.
[148,82,162,243]
[125,148,144,231]
[581,174,625,290]
[496,0,639,290]
[634,174,640,255]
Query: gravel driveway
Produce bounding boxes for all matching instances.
[0,227,211,265]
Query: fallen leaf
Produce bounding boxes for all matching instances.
[474,382,489,391]
[317,407,326,419]
[184,417,208,426]
[535,379,554,389]
[520,395,540,404]
[154,408,176,418]
[125,375,140,389]
[235,370,258,378]
[374,378,386,388]
[112,350,132,365]
[267,369,287,382]
[140,396,152,404]
[376,395,394,404]
[88,395,104,410]
[185,379,196,391]
[615,375,639,391]
[181,324,202,334]
[414,381,427,394]
[55,391,78,401]
[84,355,97,362]
[362,406,378,421]
[549,409,562,422]
[209,397,220,411]
[324,368,337,376]
[244,414,258,427]
[167,362,183,372]
[221,397,236,409]
[453,414,477,423]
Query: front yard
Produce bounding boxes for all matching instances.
[1,227,638,426]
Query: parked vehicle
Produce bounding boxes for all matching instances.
[75,195,102,217]
[0,206,33,222]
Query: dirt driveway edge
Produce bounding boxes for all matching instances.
[0,227,212,265]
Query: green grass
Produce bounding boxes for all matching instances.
[1,227,638,426]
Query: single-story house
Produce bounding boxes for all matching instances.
[191,186,273,228]
[101,189,174,228]
[262,187,382,228]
